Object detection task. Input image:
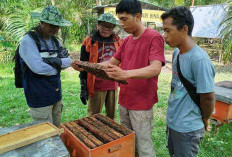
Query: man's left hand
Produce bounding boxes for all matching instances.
[105,64,129,81]
[43,57,62,70]
[203,119,211,131]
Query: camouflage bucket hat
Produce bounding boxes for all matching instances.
[97,13,118,25]
[30,5,72,27]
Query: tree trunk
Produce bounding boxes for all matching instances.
[191,0,195,6]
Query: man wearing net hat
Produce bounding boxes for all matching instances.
[19,5,72,127]
[72,13,122,120]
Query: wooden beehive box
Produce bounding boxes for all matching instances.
[0,122,64,154]
[60,113,135,157]
[212,84,232,123]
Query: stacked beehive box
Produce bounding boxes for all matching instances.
[212,81,232,123]
[61,113,135,157]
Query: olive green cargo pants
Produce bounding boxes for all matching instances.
[87,90,117,120]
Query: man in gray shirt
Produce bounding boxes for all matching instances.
[19,5,72,127]
[162,7,215,157]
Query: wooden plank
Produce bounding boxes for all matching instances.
[0,122,63,154]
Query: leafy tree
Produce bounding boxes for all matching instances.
[220,2,232,64]
[0,0,98,43]
[148,0,227,8]
[55,0,98,43]
[1,0,51,41]
[1,0,231,63]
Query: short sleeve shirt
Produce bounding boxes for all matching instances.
[167,45,216,132]
[113,28,165,110]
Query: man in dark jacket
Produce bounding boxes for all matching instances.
[19,5,72,127]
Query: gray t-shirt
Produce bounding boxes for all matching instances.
[167,45,216,132]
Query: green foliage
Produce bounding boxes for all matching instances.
[220,2,232,64]
[1,0,231,64]
[0,40,17,63]
[148,0,228,8]
[0,1,51,62]
[1,0,51,42]
[55,0,97,44]
[0,0,100,45]
[4,4,36,42]
[174,0,185,6]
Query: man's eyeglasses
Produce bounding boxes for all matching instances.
[99,23,115,30]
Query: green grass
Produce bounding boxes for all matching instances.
[0,61,232,157]
[66,42,81,53]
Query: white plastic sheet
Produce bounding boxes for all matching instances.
[190,4,229,38]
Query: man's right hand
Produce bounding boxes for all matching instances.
[71,60,84,71]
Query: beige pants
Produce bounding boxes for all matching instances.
[119,105,156,157]
[29,100,63,127]
[87,90,117,119]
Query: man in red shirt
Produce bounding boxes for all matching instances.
[105,0,165,156]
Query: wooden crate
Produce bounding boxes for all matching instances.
[212,85,232,123]
[0,122,64,154]
[212,100,232,123]
[60,114,135,157]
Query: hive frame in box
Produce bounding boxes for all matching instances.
[60,114,135,157]
[0,122,64,154]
